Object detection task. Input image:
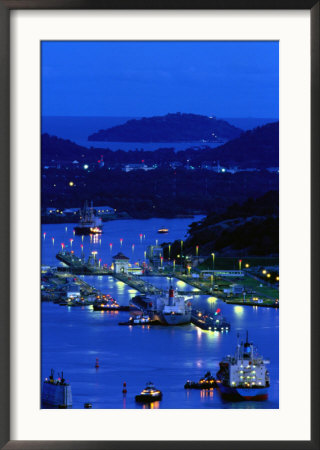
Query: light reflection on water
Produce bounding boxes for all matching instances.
[41,222,279,409]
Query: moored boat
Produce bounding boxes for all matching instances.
[74,201,103,235]
[184,371,218,389]
[42,369,72,408]
[93,294,120,311]
[191,308,230,332]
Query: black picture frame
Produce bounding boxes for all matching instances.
[0,1,319,449]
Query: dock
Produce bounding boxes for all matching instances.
[56,251,111,275]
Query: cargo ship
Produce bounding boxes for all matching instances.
[131,286,192,325]
[216,332,270,401]
[42,369,72,408]
[74,201,102,235]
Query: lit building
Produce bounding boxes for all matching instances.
[112,252,130,274]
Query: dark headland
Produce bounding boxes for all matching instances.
[88,113,242,143]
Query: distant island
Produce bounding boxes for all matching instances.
[88,113,242,143]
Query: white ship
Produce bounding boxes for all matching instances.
[132,286,192,325]
[216,332,270,401]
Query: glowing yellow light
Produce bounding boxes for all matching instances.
[267,273,271,278]
[234,305,244,316]
[262,270,267,274]
[69,181,74,187]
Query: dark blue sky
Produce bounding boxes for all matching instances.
[41,41,279,118]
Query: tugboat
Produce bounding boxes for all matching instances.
[93,294,120,311]
[216,332,270,401]
[74,201,103,235]
[42,369,72,408]
[157,226,169,234]
[184,371,218,389]
[191,308,230,332]
[135,382,163,403]
[131,286,192,325]
[119,313,152,326]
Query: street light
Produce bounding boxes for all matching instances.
[168,244,171,260]
[173,259,176,272]
[239,259,242,271]
[187,266,191,276]
[196,245,199,257]
[211,253,215,270]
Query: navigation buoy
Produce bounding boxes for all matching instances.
[122,382,127,394]
[95,358,99,368]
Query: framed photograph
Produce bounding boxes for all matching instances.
[0,2,319,449]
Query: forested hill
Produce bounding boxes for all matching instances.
[42,121,278,169]
[164,191,279,257]
[178,122,279,168]
[88,113,242,143]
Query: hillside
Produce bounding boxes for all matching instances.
[88,113,242,143]
[178,122,279,168]
[163,191,279,257]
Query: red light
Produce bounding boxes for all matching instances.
[98,160,101,163]
[142,160,144,163]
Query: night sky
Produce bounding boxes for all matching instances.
[41,41,279,118]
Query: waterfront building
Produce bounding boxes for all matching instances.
[94,206,115,215]
[113,252,130,274]
[123,163,155,172]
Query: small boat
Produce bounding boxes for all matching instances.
[135,382,163,403]
[184,371,218,389]
[119,313,159,326]
[157,226,169,234]
[93,294,120,311]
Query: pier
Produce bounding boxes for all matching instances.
[56,251,111,275]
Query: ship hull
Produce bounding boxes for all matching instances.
[162,312,191,325]
[219,384,269,401]
[42,383,72,408]
[74,226,102,235]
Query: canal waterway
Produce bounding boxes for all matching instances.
[41,219,279,409]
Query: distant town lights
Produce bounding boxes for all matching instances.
[83,164,89,169]
[69,181,74,187]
